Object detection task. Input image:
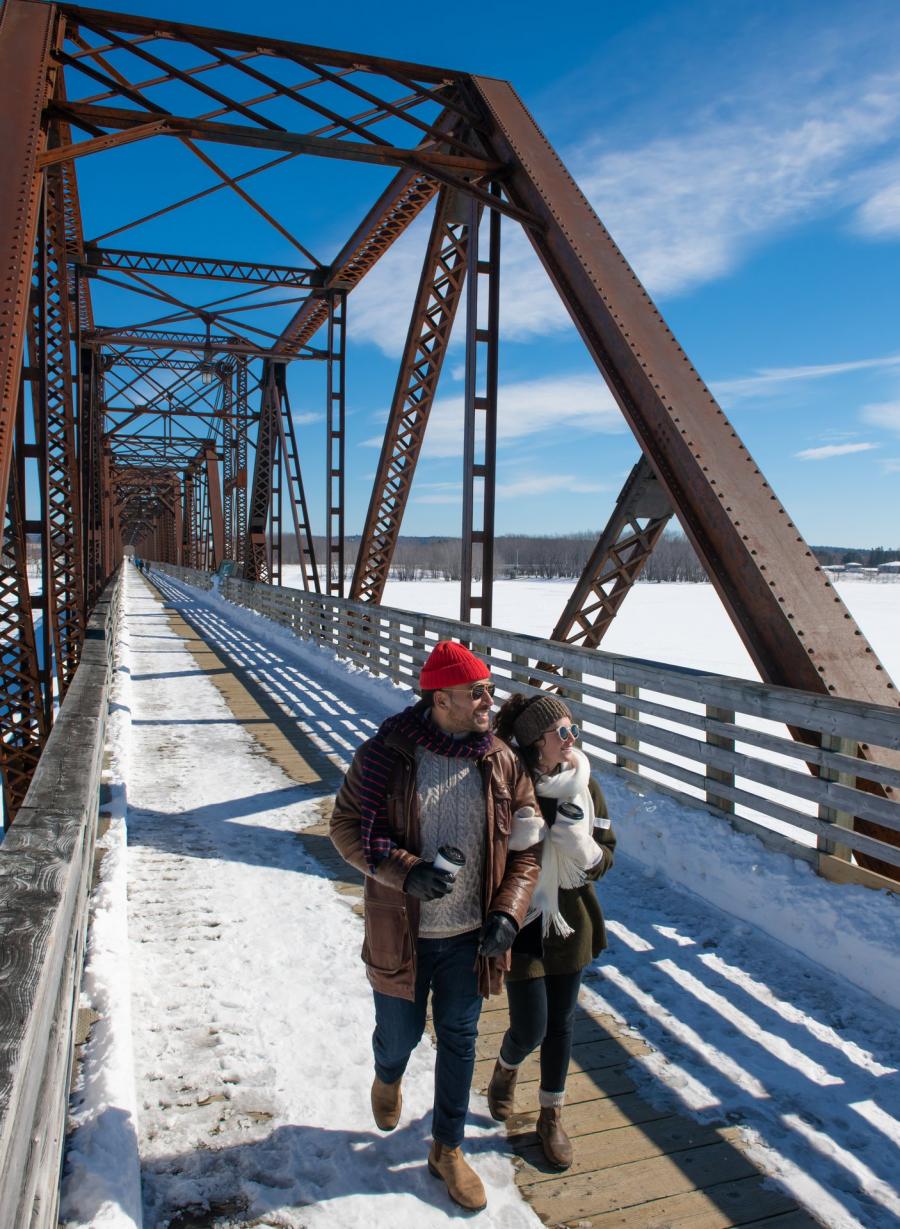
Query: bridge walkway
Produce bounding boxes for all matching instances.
[71,566,832,1227]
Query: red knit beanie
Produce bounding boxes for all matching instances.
[419,640,489,690]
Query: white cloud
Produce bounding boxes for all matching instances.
[360,373,624,457]
[861,400,900,434]
[496,473,607,499]
[855,175,900,237]
[795,442,879,460]
[293,411,322,425]
[571,69,900,300]
[714,354,900,403]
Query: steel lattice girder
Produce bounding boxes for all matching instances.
[350,188,472,604]
[0,450,49,820]
[81,247,315,287]
[550,457,673,649]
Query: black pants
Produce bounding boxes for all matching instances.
[499,970,583,1093]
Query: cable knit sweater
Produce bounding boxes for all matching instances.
[415,747,487,938]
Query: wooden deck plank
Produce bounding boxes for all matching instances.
[580,1175,807,1228]
[513,1118,736,1182]
[519,1139,759,1222]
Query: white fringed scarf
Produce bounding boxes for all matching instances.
[509,749,596,938]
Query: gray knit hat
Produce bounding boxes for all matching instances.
[513,695,571,748]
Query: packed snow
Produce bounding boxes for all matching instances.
[59,567,900,1229]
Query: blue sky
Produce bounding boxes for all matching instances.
[71,0,900,546]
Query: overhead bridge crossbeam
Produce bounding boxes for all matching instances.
[0,0,896,882]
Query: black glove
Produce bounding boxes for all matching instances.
[403,861,455,901]
[478,912,518,957]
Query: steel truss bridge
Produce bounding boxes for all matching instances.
[0,0,897,880]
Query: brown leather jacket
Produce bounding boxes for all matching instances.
[330,724,540,1001]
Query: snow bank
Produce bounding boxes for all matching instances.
[600,773,900,1013]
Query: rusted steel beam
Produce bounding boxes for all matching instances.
[549,458,673,648]
[84,327,306,359]
[35,168,86,701]
[467,76,896,707]
[325,294,346,596]
[350,189,472,604]
[244,364,277,583]
[204,444,224,570]
[469,75,899,875]
[272,366,318,592]
[35,117,170,167]
[275,168,439,356]
[58,4,466,85]
[0,0,55,527]
[49,102,500,174]
[0,445,49,822]
[82,247,315,287]
[460,189,500,626]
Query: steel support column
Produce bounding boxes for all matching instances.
[274,364,318,591]
[549,457,673,647]
[350,188,472,604]
[204,444,224,570]
[0,0,54,524]
[326,291,346,595]
[0,444,48,823]
[245,363,277,583]
[33,169,86,700]
[460,189,500,625]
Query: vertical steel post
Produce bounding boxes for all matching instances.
[326,290,346,595]
[460,186,500,625]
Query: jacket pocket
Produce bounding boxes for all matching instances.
[492,786,512,836]
[362,900,411,973]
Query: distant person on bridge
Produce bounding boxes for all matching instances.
[330,640,541,1211]
[487,693,616,1170]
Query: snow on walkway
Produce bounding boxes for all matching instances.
[62,567,537,1229]
[62,567,900,1229]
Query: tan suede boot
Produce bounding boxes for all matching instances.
[536,1106,573,1169]
[370,1075,402,1131]
[486,1058,518,1121]
[427,1141,487,1211]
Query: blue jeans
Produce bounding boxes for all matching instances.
[372,929,482,1147]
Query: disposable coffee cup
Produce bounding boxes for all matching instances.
[433,845,466,878]
[555,801,584,826]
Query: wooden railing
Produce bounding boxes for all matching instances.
[153,564,900,889]
[0,570,121,1229]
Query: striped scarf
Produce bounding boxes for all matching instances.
[359,704,494,873]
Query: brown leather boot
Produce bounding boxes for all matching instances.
[371,1075,402,1131]
[427,1140,487,1211]
[537,1105,573,1169]
[486,1058,518,1121]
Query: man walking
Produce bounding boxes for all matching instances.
[330,640,540,1211]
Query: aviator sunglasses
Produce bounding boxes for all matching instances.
[441,682,497,700]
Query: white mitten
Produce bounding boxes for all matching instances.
[509,806,547,850]
[550,821,601,869]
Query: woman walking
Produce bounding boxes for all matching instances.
[488,694,616,1169]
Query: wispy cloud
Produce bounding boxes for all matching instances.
[795,442,879,460]
[861,400,900,434]
[293,411,322,426]
[714,354,900,403]
[571,69,900,300]
[496,474,608,499]
[360,373,625,457]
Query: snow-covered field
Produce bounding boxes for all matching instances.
[60,567,900,1229]
[369,575,898,685]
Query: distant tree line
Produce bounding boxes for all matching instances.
[289,533,900,584]
[298,531,710,582]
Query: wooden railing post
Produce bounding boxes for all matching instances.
[706,705,735,814]
[615,681,639,773]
